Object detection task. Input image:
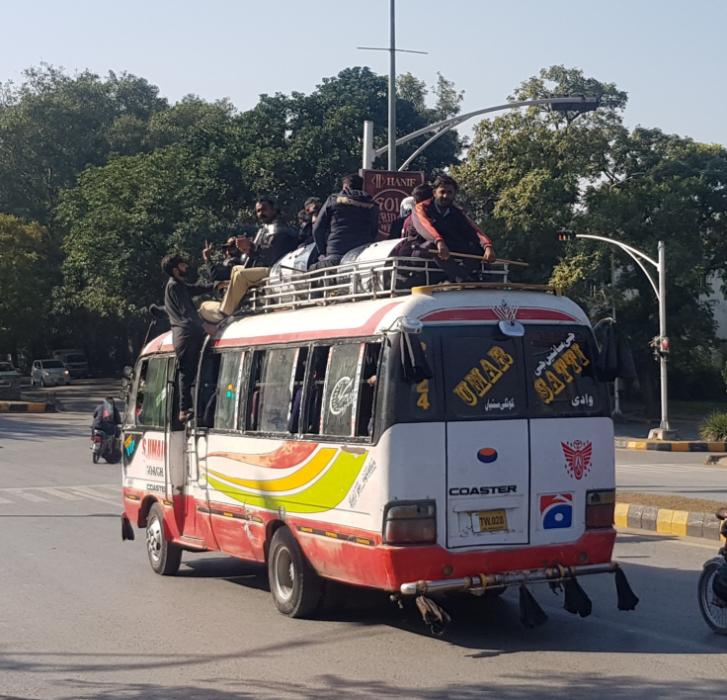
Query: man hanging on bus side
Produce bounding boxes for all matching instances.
[162,255,217,424]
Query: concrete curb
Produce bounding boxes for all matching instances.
[615,438,727,452]
[0,401,55,413]
[616,501,726,543]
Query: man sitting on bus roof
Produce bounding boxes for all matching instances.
[411,174,496,282]
[201,236,243,282]
[309,174,379,269]
[198,197,297,323]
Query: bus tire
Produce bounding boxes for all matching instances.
[146,503,182,576]
[268,527,322,618]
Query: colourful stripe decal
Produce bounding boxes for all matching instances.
[207,447,336,493]
[207,449,367,514]
[207,442,319,469]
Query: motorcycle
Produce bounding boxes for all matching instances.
[91,426,121,464]
[698,508,727,634]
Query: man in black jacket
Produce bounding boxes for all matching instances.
[310,174,379,268]
[162,254,215,423]
[201,237,243,282]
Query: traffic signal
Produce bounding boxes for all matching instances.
[557,230,575,242]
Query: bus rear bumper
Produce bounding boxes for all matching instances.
[400,561,617,596]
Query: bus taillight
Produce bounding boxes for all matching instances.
[383,501,436,545]
[585,489,616,529]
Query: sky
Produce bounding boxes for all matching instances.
[1,0,726,148]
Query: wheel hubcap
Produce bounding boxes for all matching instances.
[146,517,163,564]
[273,546,295,603]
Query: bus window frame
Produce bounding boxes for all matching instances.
[133,354,171,430]
[210,349,246,434]
[231,336,383,445]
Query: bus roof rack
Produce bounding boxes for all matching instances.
[233,255,542,317]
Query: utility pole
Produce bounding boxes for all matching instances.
[388,0,396,170]
[357,0,427,171]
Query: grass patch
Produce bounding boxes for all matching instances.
[618,490,724,513]
[670,399,727,419]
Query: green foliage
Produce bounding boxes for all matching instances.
[699,412,727,441]
[0,65,167,223]
[0,215,56,354]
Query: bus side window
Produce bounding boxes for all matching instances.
[214,351,243,431]
[258,348,297,433]
[197,352,221,429]
[357,342,382,437]
[288,347,309,434]
[137,357,168,429]
[246,351,264,431]
[321,343,362,438]
[304,346,330,435]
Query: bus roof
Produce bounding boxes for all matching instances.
[140,287,590,357]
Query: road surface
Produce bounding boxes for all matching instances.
[1,411,726,699]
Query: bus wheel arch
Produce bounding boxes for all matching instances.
[138,495,159,528]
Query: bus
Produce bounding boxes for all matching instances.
[121,246,637,628]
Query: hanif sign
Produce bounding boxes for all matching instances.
[362,169,425,239]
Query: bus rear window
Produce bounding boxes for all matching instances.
[444,333,523,420]
[525,326,605,417]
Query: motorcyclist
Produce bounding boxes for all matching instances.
[92,396,121,436]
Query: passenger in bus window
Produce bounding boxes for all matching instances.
[162,255,216,423]
[309,174,379,269]
[358,344,381,437]
[304,348,330,433]
[411,174,496,281]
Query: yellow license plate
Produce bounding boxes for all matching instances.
[478,509,508,532]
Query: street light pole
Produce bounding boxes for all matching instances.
[657,240,670,437]
[388,0,396,170]
[571,233,674,439]
[362,96,600,171]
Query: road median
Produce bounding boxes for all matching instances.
[615,437,727,452]
[616,491,725,542]
[0,401,55,413]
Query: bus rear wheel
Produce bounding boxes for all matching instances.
[146,503,182,576]
[268,527,322,618]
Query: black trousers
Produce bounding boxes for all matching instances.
[172,327,205,412]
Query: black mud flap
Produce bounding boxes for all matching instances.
[614,566,639,610]
[121,514,135,541]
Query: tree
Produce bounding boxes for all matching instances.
[0,215,56,358]
[0,65,167,224]
[453,65,628,281]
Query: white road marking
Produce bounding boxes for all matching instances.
[36,487,81,500]
[65,486,121,505]
[14,490,48,502]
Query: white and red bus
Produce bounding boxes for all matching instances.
[121,249,636,625]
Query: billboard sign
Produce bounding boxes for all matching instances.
[362,169,425,239]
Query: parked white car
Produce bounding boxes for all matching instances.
[31,359,70,387]
[0,362,21,390]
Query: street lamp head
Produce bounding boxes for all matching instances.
[550,96,601,113]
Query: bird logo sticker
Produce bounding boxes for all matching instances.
[561,440,592,480]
